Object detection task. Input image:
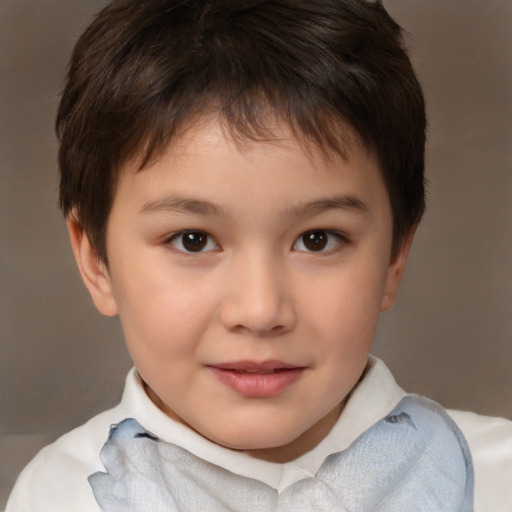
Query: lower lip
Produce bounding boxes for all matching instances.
[208,367,305,398]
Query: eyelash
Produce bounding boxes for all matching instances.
[292,230,348,254]
[165,229,348,254]
[166,231,220,254]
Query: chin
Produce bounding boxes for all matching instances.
[215,430,290,451]
[207,420,305,460]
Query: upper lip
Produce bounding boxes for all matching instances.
[207,360,303,373]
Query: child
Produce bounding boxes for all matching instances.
[6,0,511,510]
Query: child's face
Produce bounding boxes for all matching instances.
[71,119,411,462]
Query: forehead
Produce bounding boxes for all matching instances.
[131,110,370,175]
[116,117,389,218]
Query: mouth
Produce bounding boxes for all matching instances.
[207,361,306,397]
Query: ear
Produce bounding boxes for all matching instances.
[380,227,416,311]
[67,214,118,317]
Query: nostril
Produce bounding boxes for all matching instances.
[220,303,296,336]
[228,323,286,336]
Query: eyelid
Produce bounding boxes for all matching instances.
[292,230,349,253]
[166,230,220,254]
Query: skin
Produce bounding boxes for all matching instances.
[68,119,413,463]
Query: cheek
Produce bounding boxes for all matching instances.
[112,266,217,359]
[303,263,387,336]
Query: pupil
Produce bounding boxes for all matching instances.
[182,232,207,252]
[303,231,327,251]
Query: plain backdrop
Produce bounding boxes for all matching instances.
[1,0,511,507]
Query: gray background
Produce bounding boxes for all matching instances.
[1,0,511,507]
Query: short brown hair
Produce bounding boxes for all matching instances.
[57,0,426,262]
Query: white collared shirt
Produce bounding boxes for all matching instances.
[6,357,512,511]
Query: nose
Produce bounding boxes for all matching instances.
[219,251,297,336]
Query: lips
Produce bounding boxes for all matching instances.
[207,361,305,398]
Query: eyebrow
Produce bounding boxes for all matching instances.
[140,196,223,216]
[140,194,368,218]
[283,195,369,218]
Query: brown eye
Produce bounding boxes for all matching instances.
[293,230,345,253]
[302,231,328,251]
[182,232,207,251]
[169,231,218,253]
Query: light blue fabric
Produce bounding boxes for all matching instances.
[89,395,474,511]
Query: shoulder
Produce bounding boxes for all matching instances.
[6,407,124,512]
[448,409,512,512]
